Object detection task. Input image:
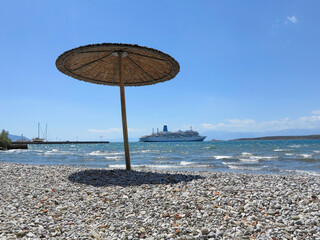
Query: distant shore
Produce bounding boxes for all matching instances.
[0,162,319,239]
[229,135,320,141]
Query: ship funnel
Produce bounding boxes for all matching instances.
[163,125,168,132]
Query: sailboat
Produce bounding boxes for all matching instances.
[32,123,47,142]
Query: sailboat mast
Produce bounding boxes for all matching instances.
[38,123,40,139]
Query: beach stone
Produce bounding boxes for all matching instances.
[291,215,300,220]
[216,230,223,237]
[0,163,319,240]
[16,231,28,237]
[201,227,209,235]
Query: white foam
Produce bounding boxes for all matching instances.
[109,164,126,168]
[180,161,193,165]
[6,149,26,153]
[241,152,253,156]
[295,170,320,176]
[239,158,260,163]
[203,146,215,150]
[110,152,124,155]
[43,149,59,155]
[313,150,320,154]
[104,156,122,160]
[223,161,266,171]
[274,149,289,152]
[285,153,294,156]
[222,162,240,166]
[89,151,123,156]
[153,160,173,164]
[108,164,179,169]
[34,150,44,152]
[227,165,263,171]
[108,164,211,169]
[259,156,278,160]
[146,165,181,169]
[159,164,212,169]
[300,154,313,159]
[88,151,108,156]
[283,170,320,176]
[289,144,301,148]
[44,152,54,156]
[239,155,277,162]
[214,155,233,160]
[44,150,77,156]
[132,150,160,154]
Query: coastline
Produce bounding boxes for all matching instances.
[2,141,320,175]
[0,162,319,239]
[231,136,320,141]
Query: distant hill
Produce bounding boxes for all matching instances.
[232,135,320,141]
[8,134,30,142]
[203,128,320,141]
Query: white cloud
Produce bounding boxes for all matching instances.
[286,16,297,24]
[312,110,320,115]
[202,111,320,132]
[271,16,297,34]
[202,119,256,131]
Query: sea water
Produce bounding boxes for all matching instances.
[1,140,320,176]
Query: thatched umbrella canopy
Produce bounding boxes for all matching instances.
[56,43,180,170]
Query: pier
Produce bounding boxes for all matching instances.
[12,141,109,145]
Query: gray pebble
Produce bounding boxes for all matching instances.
[0,162,319,239]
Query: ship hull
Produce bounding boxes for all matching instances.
[139,136,206,142]
[32,138,45,143]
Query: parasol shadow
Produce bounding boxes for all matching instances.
[68,169,205,187]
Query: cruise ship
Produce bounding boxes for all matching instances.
[139,125,206,142]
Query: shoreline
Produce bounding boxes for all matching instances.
[2,140,320,175]
[1,162,319,239]
[1,161,320,176]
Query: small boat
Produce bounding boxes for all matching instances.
[32,123,46,142]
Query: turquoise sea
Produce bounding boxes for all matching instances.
[1,140,320,176]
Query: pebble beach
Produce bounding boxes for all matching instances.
[0,162,319,240]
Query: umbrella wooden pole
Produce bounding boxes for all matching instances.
[119,52,131,170]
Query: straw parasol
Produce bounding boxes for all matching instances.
[56,43,180,170]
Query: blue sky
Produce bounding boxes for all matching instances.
[1,0,320,141]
